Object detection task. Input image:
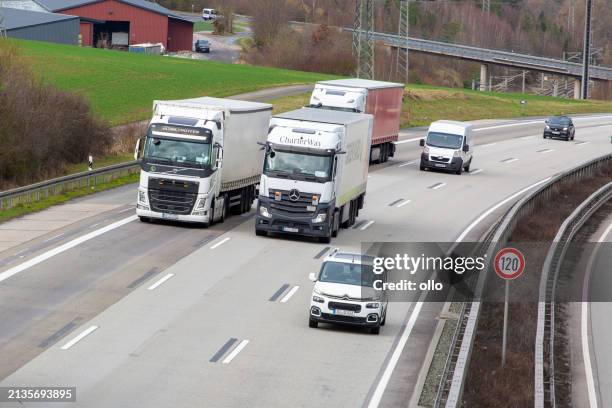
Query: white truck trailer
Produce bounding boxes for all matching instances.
[135,97,272,225]
[255,108,372,243]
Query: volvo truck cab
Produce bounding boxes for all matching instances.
[419,120,473,175]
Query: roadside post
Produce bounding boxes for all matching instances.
[494,247,526,367]
[88,155,93,171]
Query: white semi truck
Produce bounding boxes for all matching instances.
[255,108,372,243]
[135,97,272,225]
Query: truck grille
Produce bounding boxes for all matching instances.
[148,177,199,215]
[430,155,450,163]
[328,302,361,313]
[269,190,320,216]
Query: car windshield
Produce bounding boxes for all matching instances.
[144,136,211,168]
[198,40,209,45]
[426,132,464,149]
[264,150,333,182]
[549,117,570,126]
[319,262,377,287]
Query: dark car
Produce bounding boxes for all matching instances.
[543,116,575,141]
[195,39,210,53]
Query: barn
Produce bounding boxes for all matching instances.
[31,0,194,51]
[1,7,80,44]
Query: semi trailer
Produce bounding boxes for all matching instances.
[135,97,272,225]
[255,108,372,243]
[309,78,404,163]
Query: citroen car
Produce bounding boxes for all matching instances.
[308,250,387,334]
[543,116,575,140]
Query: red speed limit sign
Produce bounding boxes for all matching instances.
[494,247,526,280]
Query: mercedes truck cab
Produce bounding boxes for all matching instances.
[419,120,473,175]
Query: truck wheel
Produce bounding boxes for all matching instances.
[349,201,356,226]
[331,212,339,237]
[381,144,388,163]
[220,195,227,223]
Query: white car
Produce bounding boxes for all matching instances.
[202,8,217,20]
[308,250,388,334]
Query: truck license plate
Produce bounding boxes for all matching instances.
[434,163,446,168]
[333,309,355,317]
[282,226,299,233]
[162,213,178,220]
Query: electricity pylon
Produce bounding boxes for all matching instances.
[353,0,374,79]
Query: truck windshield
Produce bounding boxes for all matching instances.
[426,132,464,149]
[144,137,211,168]
[264,150,333,182]
[319,262,376,287]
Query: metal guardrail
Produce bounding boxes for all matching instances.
[438,153,612,408]
[535,180,612,408]
[0,161,140,211]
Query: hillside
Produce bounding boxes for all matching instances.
[13,39,335,125]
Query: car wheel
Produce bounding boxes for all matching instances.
[370,325,381,335]
[309,319,318,328]
[420,163,426,171]
[255,229,267,237]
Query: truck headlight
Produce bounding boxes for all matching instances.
[138,189,148,204]
[312,295,324,303]
[366,302,380,309]
[259,206,271,218]
[453,150,462,158]
[312,213,327,223]
[194,198,207,210]
[423,146,430,155]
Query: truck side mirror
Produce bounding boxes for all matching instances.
[308,272,317,282]
[134,137,144,160]
[215,145,224,168]
[419,139,425,147]
[462,144,469,152]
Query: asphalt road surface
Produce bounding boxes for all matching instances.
[0,114,611,408]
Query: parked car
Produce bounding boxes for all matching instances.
[202,8,216,20]
[543,116,575,140]
[308,250,388,334]
[195,39,210,53]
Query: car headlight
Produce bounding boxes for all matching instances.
[545,125,550,129]
[312,295,324,303]
[423,146,430,155]
[366,302,381,309]
[563,127,568,131]
[259,206,271,218]
[312,213,327,223]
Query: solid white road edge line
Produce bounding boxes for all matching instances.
[280,286,299,303]
[582,221,612,408]
[147,273,174,291]
[366,177,552,407]
[367,301,424,408]
[0,215,137,284]
[210,237,231,250]
[360,220,375,231]
[61,325,98,350]
[222,339,249,364]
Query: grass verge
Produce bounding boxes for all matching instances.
[0,173,139,224]
[67,153,134,174]
[266,85,612,127]
[13,39,336,126]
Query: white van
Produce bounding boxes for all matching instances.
[419,120,473,175]
[202,8,216,20]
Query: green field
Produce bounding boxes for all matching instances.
[193,20,214,32]
[14,39,334,126]
[268,85,612,128]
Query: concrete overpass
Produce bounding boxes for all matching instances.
[365,31,612,99]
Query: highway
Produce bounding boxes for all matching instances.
[0,114,611,408]
[581,209,612,408]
